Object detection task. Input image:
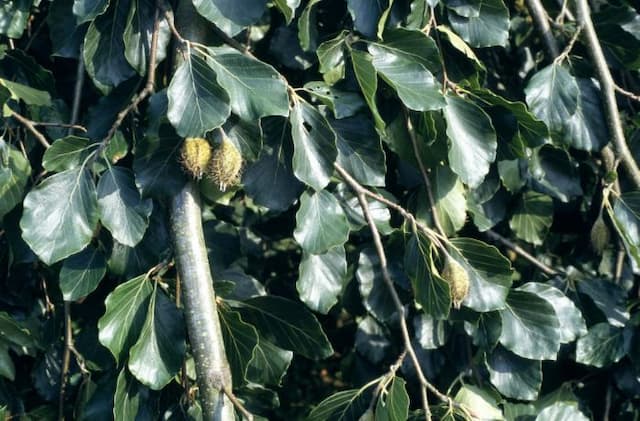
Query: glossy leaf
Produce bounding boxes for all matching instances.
[376,377,409,421]
[448,238,512,312]
[357,248,398,322]
[499,289,561,360]
[536,402,589,421]
[307,386,372,421]
[0,141,31,220]
[203,46,289,121]
[444,95,497,187]
[128,285,186,390]
[97,167,153,247]
[509,192,553,246]
[486,346,542,401]
[576,278,629,328]
[98,275,154,364]
[73,0,108,23]
[234,296,334,360]
[0,0,33,38]
[431,165,467,235]
[246,337,293,386]
[446,0,509,47]
[193,0,266,29]
[83,0,136,89]
[167,53,230,137]
[273,0,301,24]
[294,190,350,254]
[351,49,385,131]
[297,246,348,314]
[1,78,51,106]
[123,0,170,75]
[575,323,628,368]
[218,308,258,387]
[114,368,150,421]
[347,0,386,38]
[290,99,338,191]
[20,168,99,265]
[609,192,640,273]
[42,136,96,173]
[59,246,107,301]
[454,385,504,420]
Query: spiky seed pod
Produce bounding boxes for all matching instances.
[180,137,212,179]
[590,215,610,255]
[442,256,470,309]
[207,138,243,191]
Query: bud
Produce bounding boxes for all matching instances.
[590,215,610,254]
[442,256,469,309]
[180,137,211,179]
[208,138,243,191]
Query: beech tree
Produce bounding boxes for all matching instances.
[0,0,639,419]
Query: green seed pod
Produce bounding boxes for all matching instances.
[180,137,212,179]
[590,215,610,254]
[207,138,243,191]
[442,256,470,309]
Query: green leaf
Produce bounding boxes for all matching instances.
[317,32,347,85]
[335,183,392,234]
[454,385,504,420]
[20,168,99,265]
[290,99,338,191]
[246,336,293,386]
[203,46,289,121]
[499,289,561,360]
[128,285,186,390]
[375,377,409,421]
[486,346,542,401]
[1,79,51,106]
[448,238,512,312]
[518,283,586,343]
[609,192,640,273]
[357,248,398,322]
[413,313,447,349]
[192,0,266,28]
[298,0,320,51]
[404,232,451,319]
[97,167,153,247]
[444,95,497,187]
[83,0,136,90]
[307,386,372,421]
[167,53,230,137]
[446,0,509,48]
[123,0,170,75]
[466,310,501,349]
[234,296,334,360]
[59,246,107,301]
[243,117,303,211]
[332,115,386,187]
[575,323,628,368]
[297,246,348,314]
[0,141,31,220]
[535,402,589,421]
[368,42,444,112]
[98,274,154,364]
[0,312,36,349]
[529,145,582,202]
[525,64,579,136]
[273,0,300,24]
[347,0,386,38]
[114,368,150,421]
[73,0,109,23]
[509,192,553,246]
[0,0,32,38]
[42,136,96,173]
[294,190,350,254]
[0,343,15,380]
[218,308,258,387]
[305,82,366,119]
[431,165,467,235]
[351,49,385,131]
[576,278,629,328]
[563,78,607,151]
[133,122,186,198]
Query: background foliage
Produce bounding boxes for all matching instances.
[0,0,639,419]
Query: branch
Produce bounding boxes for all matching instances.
[525,0,560,58]
[335,163,463,420]
[614,84,640,103]
[10,110,50,149]
[221,385,254,421]
[367,350,407,413]
[576,0,640,189]
[58,302,72,421]
[68,52,86,136]
[484,229,560,276]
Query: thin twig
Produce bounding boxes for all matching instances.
[614,84,640,103]
[58,302,72,421]
[10,110,50,149]
[158,1,186,45]
[68,52,85,136]
[335,163,465,421]
[367,350,407,413]
[485,229,560,276]
[406,112,446,238]
[603,381,612,421]
[553,24,583,65]
[33,122,87,133]
[221,384,254,420]
[525,0,560,58]
[615,240,625,284]
[576,0,640,189]
[99,8,161,151]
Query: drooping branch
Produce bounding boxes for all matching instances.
[484,229,560,276]
[525,0,560,58]
[10,110,50,149]
[575,0,640,188]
